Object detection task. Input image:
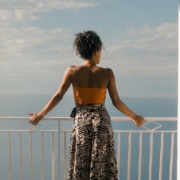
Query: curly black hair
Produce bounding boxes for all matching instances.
[73,30,103,59]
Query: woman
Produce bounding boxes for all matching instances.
[29,30,145,179]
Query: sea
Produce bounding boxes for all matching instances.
[0,93,177,180]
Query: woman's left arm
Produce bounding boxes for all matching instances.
[29,67,73,125]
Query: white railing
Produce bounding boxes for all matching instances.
[0,117,177,180]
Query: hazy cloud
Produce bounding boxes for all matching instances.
[106,23,177,54]
[0,0,177,98]
[101,22,177,77]
[1,0,97,23]
[0,26,73,58]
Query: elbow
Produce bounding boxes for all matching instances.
[112,100,116,107]
[53,93,63,102]
[112,99,118,107]
[112,98,122,108]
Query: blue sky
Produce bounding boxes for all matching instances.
[0,0,178,98]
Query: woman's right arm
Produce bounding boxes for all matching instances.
[107,69,145,127]
[29,67,73,125]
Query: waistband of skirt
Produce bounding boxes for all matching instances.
[70,104,105,118]
[76,103,105,111]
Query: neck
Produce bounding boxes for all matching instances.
[83,60,96,67]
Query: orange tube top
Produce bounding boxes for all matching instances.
[73,87,106,105]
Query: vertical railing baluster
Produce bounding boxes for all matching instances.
[0,146,1,180]
[169,132,174,180]
[138,132,142,180]
[8,132,12,180]
[64,132,67,180]
[0,158,1,180]
[58,120,61,180]
[19,132,23,180]
[159,132,164,180]
[41,132,44,180]
[117,132,120,179]
[30,131,34,180]
[127,132,132,180]
[149,132,153,180]
[51,132,55,180]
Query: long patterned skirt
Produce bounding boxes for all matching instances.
[68,104,118,180]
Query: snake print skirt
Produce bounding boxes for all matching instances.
[68,104,118,180]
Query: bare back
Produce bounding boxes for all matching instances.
[70,65,110,88]
[54,63,118,108]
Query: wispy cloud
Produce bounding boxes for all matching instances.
[0,9,14,23]
[99,22,177,98]
[0,26,73,58]
[102,22,177,76]
[35,0,97,11]
[1,22,177,78]
[106,23,177,54]
[0,0,98,23]
[0,0,177,99]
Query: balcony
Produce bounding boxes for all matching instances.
[0,117,177,180]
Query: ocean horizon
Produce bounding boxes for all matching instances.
[0,93,177,117]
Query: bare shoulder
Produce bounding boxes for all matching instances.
[68,65,76,70]
[62,66,76,78]
[65,65,86,77]
[66,65,78,72]
[104,68,113,73]
[103,68,114,77]
[100,68,116,85]
[68,65,84,71]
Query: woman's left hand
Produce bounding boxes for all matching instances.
[29,113,44,125]
[133,115,145,127]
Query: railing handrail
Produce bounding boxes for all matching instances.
[0,117,178,121]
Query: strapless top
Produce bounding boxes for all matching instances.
[73,87,106,105]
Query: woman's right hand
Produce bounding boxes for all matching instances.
[29,113,44,126]
[133,115,145,127]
